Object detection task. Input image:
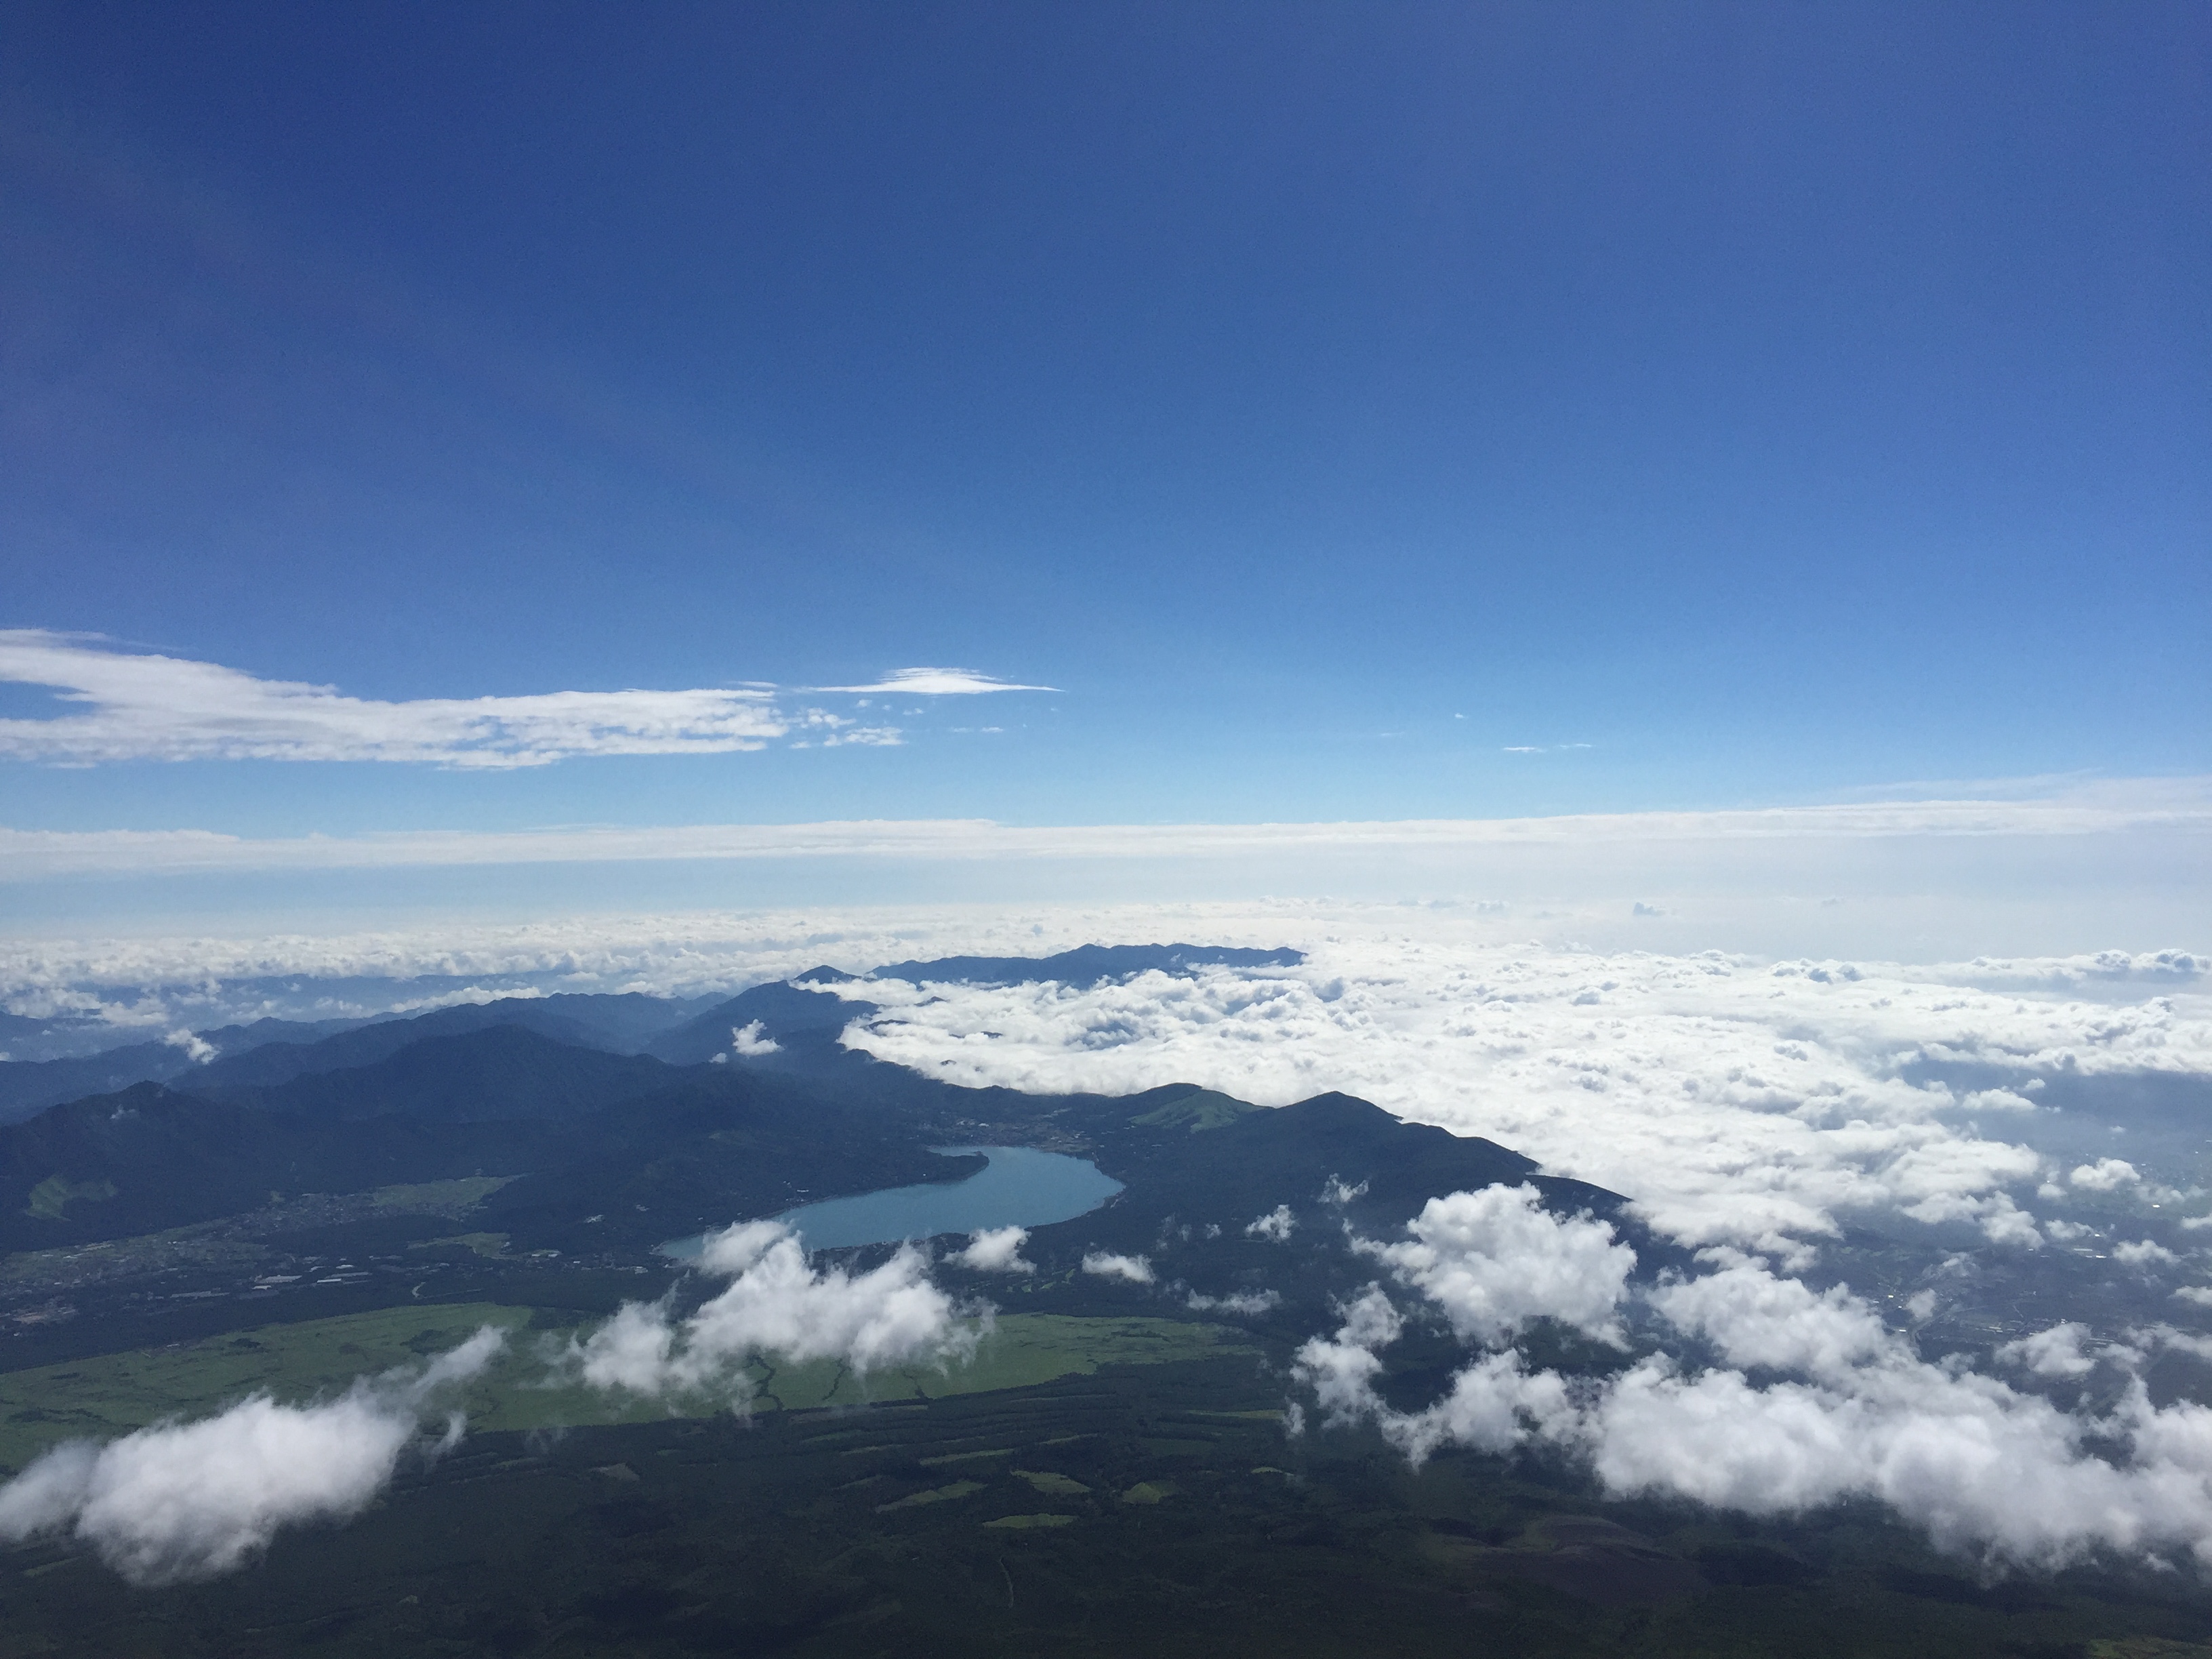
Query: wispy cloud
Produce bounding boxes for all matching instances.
[3,779,2207,880]
[811,667,1057,695]
[0,632,913,767]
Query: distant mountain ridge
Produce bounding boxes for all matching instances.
[0,948,1300,1117]
[0,1015,385,1125]
[0,994,710,1125]
[205,1025,674,1123]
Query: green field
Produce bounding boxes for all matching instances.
[0,1306,1250,1473]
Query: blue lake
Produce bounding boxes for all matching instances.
[663,1145,1122,1258]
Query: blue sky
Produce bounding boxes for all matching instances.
[3,2,2207,883]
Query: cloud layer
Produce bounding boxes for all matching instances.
[832,941,2212,1255]
[0,1328,503,1584]
[8,781,2210,876]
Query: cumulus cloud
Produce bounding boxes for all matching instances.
[566,1221,983,1400]
[1080,1251,1155,1284]
[1996,1323,2104,1379]
[0,630,895,768]
[0,1327,502,1584]
[1648,1261,1889,1378]
[162,1027,216,1064]
[1299,1239,2212,1569]
[811,667,1058,695]
[1357,1185,1635,1347]
[1574,1355,2212,1567]
[1293,1288,1576,1466]
[948,1226,1034,1274]
[2114,1240,2183,1268]
[2072,1158,2142,1191]
[1246,1206,1296,1242]
[729,1020,780,1057]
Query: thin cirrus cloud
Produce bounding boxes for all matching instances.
[2,779,2207,880]
[0,632,1061,767]
[809,667,1058,695]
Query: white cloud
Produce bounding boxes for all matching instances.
[948,1226,1034,1274]
[1301,1241,2212,1570]
[2114,1240,2183,1268]
[1575,1355,2212,1567]
[1357,1185,1635,1347]
[2175,1287,2212,1308]
[2072,1158,2142,1191]
[1292,1288,1576,1465]
[1245,1206,1296,1242]
[162,1027,216,1063]
[1650,1261,1889,1378]
[729,1020,780,1057]
[1080,1251,1154,1284]
[2137,1324,2212,1362]
[1294,1286,1406,1429]
[566,1221,983,1400]
[1184,1288,1282,1315]
[0,630,891,768]
[811,668,1057,695]
[0,1327,502,1584]
[1996,1323,2103,1379]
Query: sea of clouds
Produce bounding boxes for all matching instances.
[2,902,2209,1579]
[825,935,2211,1258]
